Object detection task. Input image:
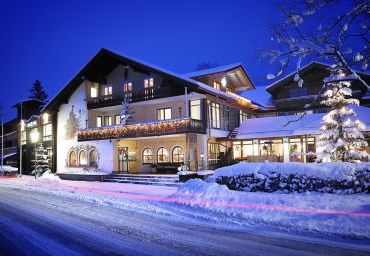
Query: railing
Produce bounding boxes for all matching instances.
[77,118,205,141]
[87,87,184,109]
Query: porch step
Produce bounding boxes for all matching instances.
[104,174,180,187]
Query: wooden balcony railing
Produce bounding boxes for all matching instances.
[77,118,205,141]
[87,87,184,109]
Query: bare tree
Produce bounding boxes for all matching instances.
[264,0,369,91]
[195,62,218,71]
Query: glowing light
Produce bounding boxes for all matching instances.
[30,130,40,143]
[221,77,227,87]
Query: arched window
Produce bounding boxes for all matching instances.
[89,150,98,166]
[172,146,184,163]
[157,147,169,163]
[69,151,77,166]
[79,150,87,166]
[142,148,153,164]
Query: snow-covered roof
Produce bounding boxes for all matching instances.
[235,105,370,139]
[183,63,243,78]
[237,87,275,108]
[42,49,258,113]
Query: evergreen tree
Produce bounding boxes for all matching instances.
[31,143,50,178]
[317,69,369,163]
[120,98,134,125]
[29,79,48,101]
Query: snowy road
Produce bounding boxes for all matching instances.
[0,187,369,256]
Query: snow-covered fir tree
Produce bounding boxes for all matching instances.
[31,143,51,178]
[120,98,134,125]
[317,69,369,162]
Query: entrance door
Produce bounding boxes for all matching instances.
[118,146,129,173]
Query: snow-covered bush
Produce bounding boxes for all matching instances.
[215,162,370,194]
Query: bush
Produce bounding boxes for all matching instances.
[216,167,370,194]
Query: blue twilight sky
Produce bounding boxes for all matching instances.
[0,0,281,121]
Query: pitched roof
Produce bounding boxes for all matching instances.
[42,48,258,113]
[235,105,370,139]
[266,61,370,93]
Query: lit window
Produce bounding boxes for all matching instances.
[115,115,121,125]
[157,147,169,163]
[211,103,220,129]
[190,100,201,120]
[103,85,113,96]
[96,116,102,128]
[69,151,77,166]
[156,108,172,120]
[21,131,27,145]
[142,148,153,164]
[104,116,112,126]
[172,146,184,163]
[213,81,221,90]
[43,123,53,141]
[144,78,154,99]
[42,113,50,124]
[123,82,132,92]
[89,150,98,166]
[79,150,87,166]
[144,78,154,88]
[91,87,98,98]
[239,110,248,123]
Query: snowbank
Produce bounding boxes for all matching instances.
[39,171,62,181]
[171,179,370,239]
[0,165,18,172]
[214,162,370,193]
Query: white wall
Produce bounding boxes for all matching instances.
[56,81,114,173]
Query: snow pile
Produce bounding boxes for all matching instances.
[214,162,370,193]
[171,179,370,239]
[39,171,62,181]
[0,165,18,172]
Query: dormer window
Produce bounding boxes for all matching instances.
[213,81,221,90]
[103,85,113,96]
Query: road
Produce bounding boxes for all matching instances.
[0,188,369,256]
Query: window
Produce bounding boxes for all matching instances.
[123,82,132,92]
[289,138,302,162]
[157,147,169,163]
[144,78,154,99]
[190,99,201,120]
[213,81,221,90]
[115,115,121,125]
[69,151,77,166]
[233,141,242,159]
[156,108,172,120]
[211,103,220,128]
[104,116,112,126]
[91,87,98,98]
[43,123,53,141]
[239,110,248,124]
[103,85,113,96]
[47,148,53,168]
[123,82,133,101]
[79,150,87,166]
[242,141,254,159]
[208,143,220,164]
[288,87,308,97]
[42,113,50,124]
[89,150,98,166]
[142,148,153,164]
[172,146,184,163]
[21,131,26,145]
[96,116,102,128]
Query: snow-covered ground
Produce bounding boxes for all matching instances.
[0,174,369,246]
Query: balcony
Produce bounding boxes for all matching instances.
[87,87,184,109]
[77,118,205,141]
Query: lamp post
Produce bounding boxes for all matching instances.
[200,153,204,171]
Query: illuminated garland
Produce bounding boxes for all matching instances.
[78,118,204,141]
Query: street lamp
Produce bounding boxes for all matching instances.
[200,153,205,171]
